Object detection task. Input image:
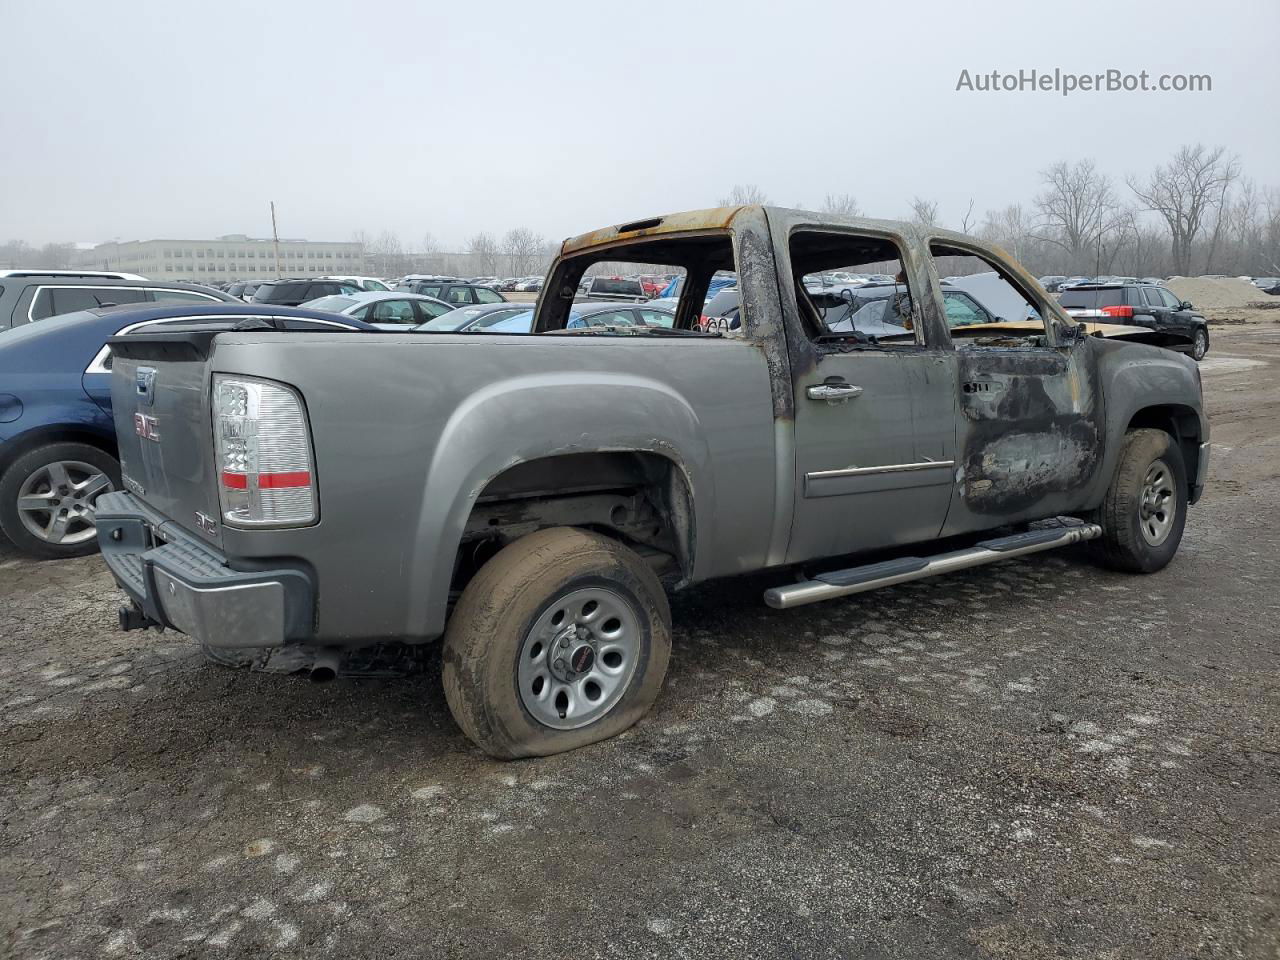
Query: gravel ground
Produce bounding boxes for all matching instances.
[2,329,1278,959]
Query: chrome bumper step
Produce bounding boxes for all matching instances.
[763,521,1103,610]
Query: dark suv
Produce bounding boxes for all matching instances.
[251,278,361,307]
[0,274,233,332]
[394,279,508,306]
[1058,283,1210,360]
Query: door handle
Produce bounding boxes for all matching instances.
[807,380,863,403]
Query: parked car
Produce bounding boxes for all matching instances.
[97,205,1206,761]
[251,278,361,307]
[322,275,391,292]
[395,279,509,305]
[1058,283,1210,360]
[1037,275,1068,292]
[514,277,544,293]
[417,302,543,332]
[0,276,233,332]
[1252,277,1280,293]
[302,292,454,329]
[421,301,674,334]
[580,277,647,302]
[0,303,374,559]
[226,281,263,301]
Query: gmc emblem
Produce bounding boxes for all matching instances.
[134,413,161,442]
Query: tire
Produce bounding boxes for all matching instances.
[0,442,120,560]
[442,526,672,759]
[1191,327,1209,361]
[1092,429,1187,573]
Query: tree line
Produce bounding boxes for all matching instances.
[5,144,1275,281]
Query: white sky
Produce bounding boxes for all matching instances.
[2,0,1277,248]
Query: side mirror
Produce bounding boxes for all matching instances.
[1056,321,1087,345]
[1180,300,1193,310]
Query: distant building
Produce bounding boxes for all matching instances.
[70,234,366,281]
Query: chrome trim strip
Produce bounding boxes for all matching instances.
[27,285,221,325]
[806,459,955,481]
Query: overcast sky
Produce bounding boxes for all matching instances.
[3,0,1277,249]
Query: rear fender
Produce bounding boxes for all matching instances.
[408,372,712,638]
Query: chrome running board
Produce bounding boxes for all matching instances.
[763,522,1103,610]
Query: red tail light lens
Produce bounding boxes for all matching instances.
[1101,306,1134,319]
[212,375,317,526]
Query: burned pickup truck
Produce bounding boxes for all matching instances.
[95,206,1208,758]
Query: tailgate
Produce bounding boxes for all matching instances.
[109,332,225,548]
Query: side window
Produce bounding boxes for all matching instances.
[579,308,636,327]
[475,287,503,304]
[1158,288,1183,309]
[789,231,921,347]
[927,243,1045,348]
[413,299,451,322]
[45,287,146,319]
[447,287,474,304]
[640,309,674,328]
[151,289,220,304]
[369,300,418,324]
[941,291,991,327]
[349,305,370,320]
[1143,287,1165,307]
[420,285,442,299]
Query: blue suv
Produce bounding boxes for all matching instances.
[0,303,374,559]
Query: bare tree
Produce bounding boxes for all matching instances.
[718,184,769,206]
[959,198,977,235]
[908,197,939,229]
[821,193,861,217]
[1031,159,1124,272]
[1127,144,1240,275]
[467,232,499,275]
[370,231,403,278]
[502,227,545,275]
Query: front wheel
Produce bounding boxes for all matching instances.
[1191,327,1209,361]
[442,527,672,759]
[1092,428,1187,573]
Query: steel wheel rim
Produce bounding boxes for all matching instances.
[1193,331,1207,359]
[16,460,113,545]
[1138,458,1176,547]
[517,586,642,730]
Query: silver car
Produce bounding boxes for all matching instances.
[302,291,454,330]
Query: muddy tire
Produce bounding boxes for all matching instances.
[0,442,119,560]
[442,527,672,759]
[1092,428,1187,573]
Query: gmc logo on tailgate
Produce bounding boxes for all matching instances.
[134,413,161,442]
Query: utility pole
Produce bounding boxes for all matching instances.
[270,201,282,277]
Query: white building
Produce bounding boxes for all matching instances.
[72,234,366,282]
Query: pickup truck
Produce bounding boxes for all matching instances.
[95,206,1209,759]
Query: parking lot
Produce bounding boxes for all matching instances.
[1,323,1277,959]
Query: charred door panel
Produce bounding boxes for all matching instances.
[945,341,1104,531]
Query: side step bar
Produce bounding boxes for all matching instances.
[763,522,1102,610]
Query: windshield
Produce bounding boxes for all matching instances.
[305,295,359,312]
[1059,288,1125,308]
[589,278,644,296]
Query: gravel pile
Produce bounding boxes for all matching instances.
[1166,276,1270,309]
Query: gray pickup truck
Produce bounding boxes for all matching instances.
[96,206,1209,759]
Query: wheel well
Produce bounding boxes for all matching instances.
[1126,405,1202,488]
[451,451,695,595]
[0,426,118,479]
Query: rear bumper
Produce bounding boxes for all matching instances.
[96,491,314,648]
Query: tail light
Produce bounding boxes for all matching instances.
[212,375,316,526]
[1101,306,1134,319]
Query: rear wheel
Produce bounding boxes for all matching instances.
[0,442,119,560]
[442,527,671,759]
[1092,428,1187,573]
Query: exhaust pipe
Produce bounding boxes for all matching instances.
[309,647,343,683]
